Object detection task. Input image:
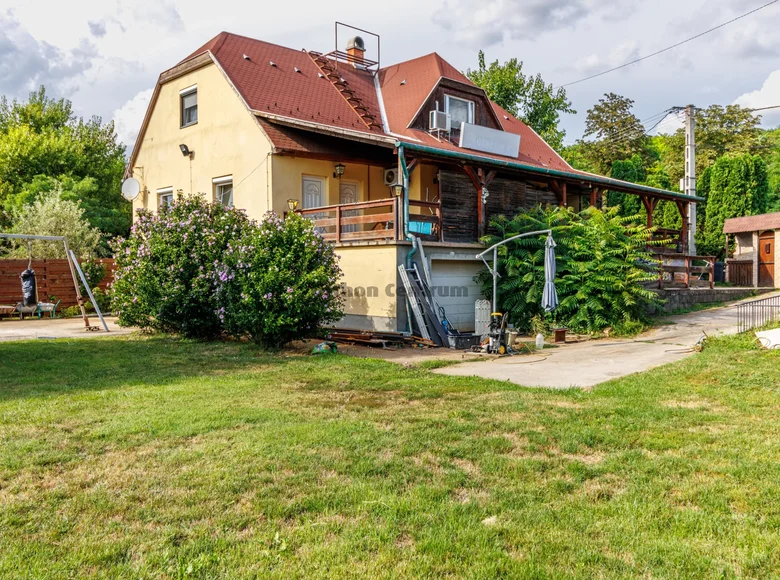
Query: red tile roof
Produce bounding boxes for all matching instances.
[378,52,477,132]
[724,213,780,234]
[166,32,573,172]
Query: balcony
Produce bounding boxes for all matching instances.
[296,198,441,243]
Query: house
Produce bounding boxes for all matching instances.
[127,27,702,333]
[724,213,780,288]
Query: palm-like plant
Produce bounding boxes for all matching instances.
[479,206,661,334]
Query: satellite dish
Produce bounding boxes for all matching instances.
[121,178,141,201]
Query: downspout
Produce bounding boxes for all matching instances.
[399,145,416,268]
[399,145,417,335]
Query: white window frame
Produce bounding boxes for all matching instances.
[213,176,233,208]
[180,85,198,128]
[157,187,174,209]
[445,94,475,128]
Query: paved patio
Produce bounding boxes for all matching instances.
[435,294,776,389]
[0,316,133,341]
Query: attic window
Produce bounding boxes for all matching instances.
[180,86,198,128]
[445,95,474,129]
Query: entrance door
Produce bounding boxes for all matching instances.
[339,180,359,234]
[759,231,775,287]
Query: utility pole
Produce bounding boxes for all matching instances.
[684,104,697,255]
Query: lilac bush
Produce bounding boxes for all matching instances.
[215,212,343,348]
[110,195,252,338]
[111,196,343,345]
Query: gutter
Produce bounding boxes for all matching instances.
[395,141,705,203]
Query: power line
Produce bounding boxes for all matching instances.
[559,0,780,88]
[595,107,677,143]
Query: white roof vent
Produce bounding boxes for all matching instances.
[294,67,301,73]
[400,79,406,85]
[269,61,277,67]
[243,54,250,60]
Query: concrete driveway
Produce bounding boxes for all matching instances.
[0,316,132,342]
[436,297,769,389]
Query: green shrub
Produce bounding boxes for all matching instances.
[110,194,253,339]
[78,261,106,296]
[481,206,661,334]
[214,212,343,348]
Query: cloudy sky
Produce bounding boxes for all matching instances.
[2,0,780,152]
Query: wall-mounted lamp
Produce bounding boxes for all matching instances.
[390,181,404,198]
[333,163,346,179]
[287,199,299,210]
[179,143,193,157]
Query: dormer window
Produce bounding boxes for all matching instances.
[445,95,474,129]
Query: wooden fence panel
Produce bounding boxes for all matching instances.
[0,258,115,308]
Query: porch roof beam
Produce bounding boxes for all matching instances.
[395,141,704,204]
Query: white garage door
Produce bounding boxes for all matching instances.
[429,260,484,332]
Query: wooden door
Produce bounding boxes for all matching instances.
[759,231,775,287]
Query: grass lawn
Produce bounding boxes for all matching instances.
[0,334,779,578]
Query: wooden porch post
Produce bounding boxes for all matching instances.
[590,187,599,208]
[677,201,689,254]
[561,183,567,208]
[463,166,496,239]
[640,196,656,229]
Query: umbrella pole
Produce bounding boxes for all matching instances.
[492,246,498,314]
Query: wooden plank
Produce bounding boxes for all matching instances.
[339,212,395,226]
[340,230,395,241]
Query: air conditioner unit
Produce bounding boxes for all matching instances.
[429,110,451,132]
[383,168,397,186]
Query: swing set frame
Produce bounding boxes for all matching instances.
[0,233,109,332]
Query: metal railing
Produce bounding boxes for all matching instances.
[736,294,780,333]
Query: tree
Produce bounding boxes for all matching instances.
[606,154,644,217]
[659,104,762,186]
[5,188,101,259]
[700,154,769,257]
[466,51,575,151]
[580,93,649,175]
[0,86,128,241]
[756,127,780,211]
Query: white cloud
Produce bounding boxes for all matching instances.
[573,41,640,76]
[734,69,780,128]
[112,88,153,151]
[0,11,99,98]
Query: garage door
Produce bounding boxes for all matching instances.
[429,260,484,332]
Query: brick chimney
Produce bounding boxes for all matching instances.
[346,36,365,62]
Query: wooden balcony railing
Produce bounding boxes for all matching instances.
[296,197,442,243]
[408,200,441,240]
[652,253,715,289]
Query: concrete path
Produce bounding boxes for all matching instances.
[0,316,132,342]
[436,296,772,389]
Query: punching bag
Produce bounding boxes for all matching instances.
[20,269,37,307]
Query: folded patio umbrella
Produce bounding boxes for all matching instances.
[542,233,558,313]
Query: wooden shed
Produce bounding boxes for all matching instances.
[724,213,780,288]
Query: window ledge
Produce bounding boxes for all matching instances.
[180,121,198,129]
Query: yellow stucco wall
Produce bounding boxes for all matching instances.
[270,156,393,214]
[337,245,399,326]
[131,63,273,218]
